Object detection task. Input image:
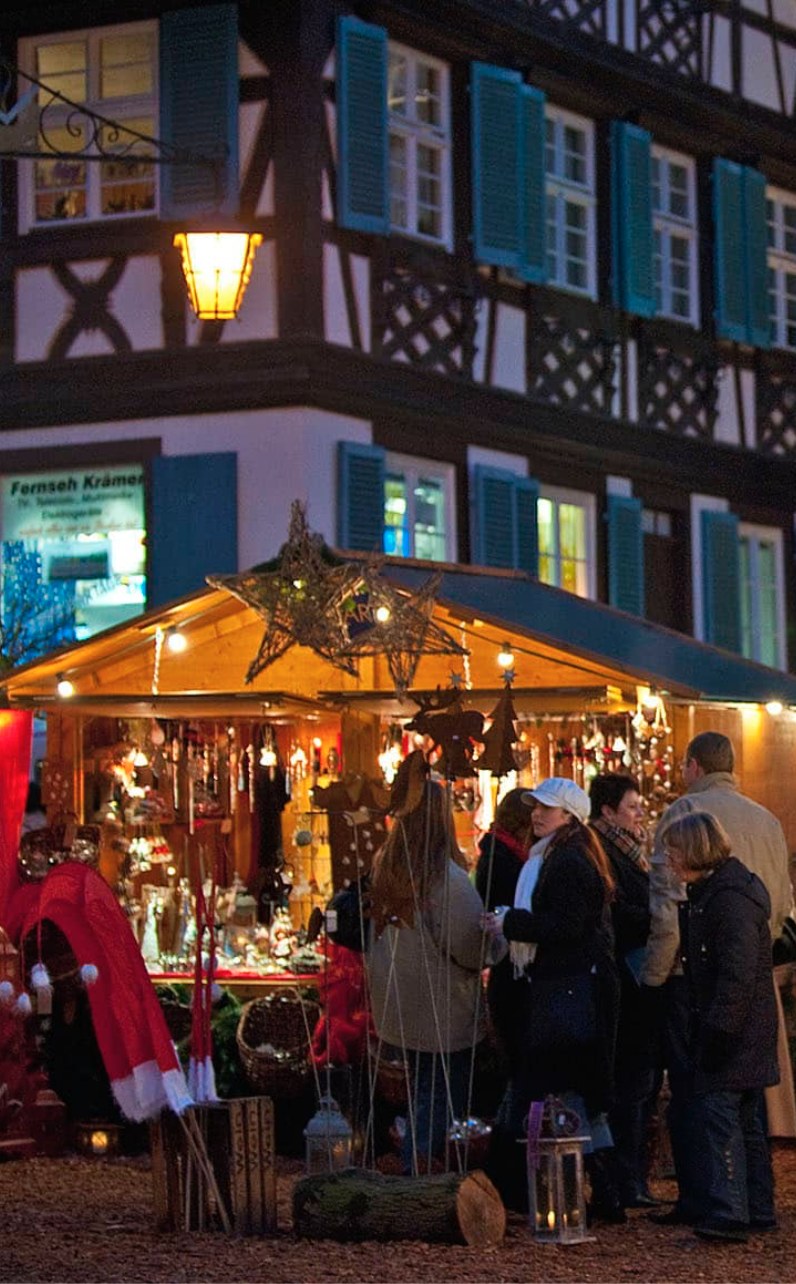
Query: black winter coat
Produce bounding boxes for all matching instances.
[475,831,526,1055]
[596,829,652,1056]
[683,856,779,1095]
[502,836,619,1113]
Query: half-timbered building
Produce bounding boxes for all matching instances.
[2,0,796,672]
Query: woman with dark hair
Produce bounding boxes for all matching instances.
[367,761,486,1174]
[483,777,623,1220]
[589,772,656,1208]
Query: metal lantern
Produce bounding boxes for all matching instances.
[75,1121,122,1157]
[304,1094,353,1174]
[173,230,263,320]
[526,1098,593,1245]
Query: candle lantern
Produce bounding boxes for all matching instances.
[304,1094,353,1174]
[75,1121,122,1157]
[526,1097,593,1245]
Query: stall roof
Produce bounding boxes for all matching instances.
[385,563,796,706]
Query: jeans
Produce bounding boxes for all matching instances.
[696,1088,776,1227]
[661,975,711,1219]
[401,1047,471,1175]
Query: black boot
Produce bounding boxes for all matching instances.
[585,1149,627,1224]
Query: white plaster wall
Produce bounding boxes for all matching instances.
[323,245,370,352]
[606,475,632,497]
[743,27,783,109]
[714,365,743,448]
[491,304,526,395]
[467,446,527,478]
[707,16,733,93]
[0,407,373,568]
[625,338,638,424]
[15,257,163,361]
[182,238,278,346]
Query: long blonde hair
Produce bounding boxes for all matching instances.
[370,780,464,933]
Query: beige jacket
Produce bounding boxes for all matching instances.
[367,860,486,1053]
[642,773,793,987]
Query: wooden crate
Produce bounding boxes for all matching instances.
[151,1097,276,1235]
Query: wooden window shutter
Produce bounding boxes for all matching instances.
[743,166,771,350]
[337,442,385,552]
[149,453,237,607]
[159,5,239,219]
[607,494,644,616]
[336,17,389,235]
[514,476,540,575]
[610,121,655,317]
[471,63,523,268]
[713,159,748,343]
[701,510,742,652]
[518,85,547,283]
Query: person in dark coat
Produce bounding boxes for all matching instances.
[475,787,533,1059]
[589,773,656,1208]
[482,777,622,1220]
[663,811,779,1243]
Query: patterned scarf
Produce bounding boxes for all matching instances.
[592,816,647,868]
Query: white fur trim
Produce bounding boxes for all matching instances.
[188,1056,218,1104]
[111,1061,193,1122]
[30,963,51,989]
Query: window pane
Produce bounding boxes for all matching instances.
[739,538,752,659]
[785,205,796,256]
[767,198,777,249]
[37,41,87,103]
[384,475,409,557]
[416,143,442,239]
[100,117,156,215]
[758,541,779,668]
[100,32,154,99]
[415,61,441,127]
[563,201,588,289]
[651,156,661,213]
[545,117,556,176]
[562,125,586,185]
[389,133,408,230]
[388,53,407,116]
[414,477,445,560]
[34,125,87,221]
[668,163,689,219]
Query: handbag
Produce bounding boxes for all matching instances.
[526,970,598,1051]
[772,914,796,966]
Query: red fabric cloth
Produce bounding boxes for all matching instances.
[6,862,191,1121]
[0,711,33,923]
[311,940,373,1067]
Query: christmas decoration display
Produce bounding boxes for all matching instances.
[403,689,485,778]
[477,679,520,778]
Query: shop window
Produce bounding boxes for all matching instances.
[537,486,595,598]
[545,108,596,297]
[19,23,158,228]
[0,465,147,664]
[387,44,451,247]
[739,523,786,669]
[766,188,796,351]
[383,454,455,561]
[652,147,698,324]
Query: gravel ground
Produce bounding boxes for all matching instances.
[1,1148,795,1283]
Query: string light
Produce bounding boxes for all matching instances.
[56,674,75,699]
[765,700,784,716]
[166,626,187,654]
[497,641,514,670]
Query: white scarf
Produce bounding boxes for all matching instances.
[509,833,554,978]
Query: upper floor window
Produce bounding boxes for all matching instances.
[766,188,796,350]
[537,485,596,597]
[739,523,786,669]
[387,45,451,247]
[651,147,698,323]
[20,23,157,228]
[545,108,596,297]
[383,453,455,561]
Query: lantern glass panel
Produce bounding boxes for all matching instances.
[529,1137,591,1244]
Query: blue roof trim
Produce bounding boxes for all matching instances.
[385,565,796,705]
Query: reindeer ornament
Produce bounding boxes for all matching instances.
[404,688,485,779]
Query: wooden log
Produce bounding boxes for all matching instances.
[293,1167,506,1247]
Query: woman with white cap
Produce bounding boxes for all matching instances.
[483,776,623,1220]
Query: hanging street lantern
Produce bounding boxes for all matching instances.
[173,229,263,321]
[526,1097,593,1245]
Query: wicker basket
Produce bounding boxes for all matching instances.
[236,991,320,1099]
[370,1039,409,1108]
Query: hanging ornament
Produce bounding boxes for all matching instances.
[478,679,520,778]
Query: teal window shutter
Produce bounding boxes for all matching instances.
[743,166,771,350]
[160,5,239,219]
[607,495,644,616]
[713,159,748,343]
[149,453,237,607]
[471,63,523,268]
[518,85,547,283]
[611,121,654,317]
[336,17,389,234]
[337,442,386,551]
[701,510,741,652]
[472,466,538,571]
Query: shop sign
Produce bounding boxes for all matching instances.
[1,466,145,541]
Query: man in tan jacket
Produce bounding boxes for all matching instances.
[643,731,796,1224]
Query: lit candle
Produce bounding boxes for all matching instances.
[547,1210,556,1230]
[90,1130,109,1155]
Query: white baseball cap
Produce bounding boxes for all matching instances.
[522,777,590,825]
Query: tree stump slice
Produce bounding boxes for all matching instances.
[292,1166,506,1246]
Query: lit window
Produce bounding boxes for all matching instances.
[537,486,596,598]
[766,188,796,351]
[383,454,455,561]
[545,108,596,296]
[387,44,451,247]
[21,23,157,228]
[651,147,698,324]
[739,524,786,669]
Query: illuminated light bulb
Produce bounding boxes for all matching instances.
[497,641,514,669]
[166,865,177,878]
[765,700,784,716]
[375,604,391,623]
[166,627,187,654]
[260,745,277,768]
[56,675,75,699]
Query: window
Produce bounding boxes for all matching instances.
[766,188,796,350]
[383,454,455,561]
[738,524,786,669]
[545,108,596,296]
[651,147,698,323]
[537,486,595,597]
[387,44,451,246]
[20,23,157,227]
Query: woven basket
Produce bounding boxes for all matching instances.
[370,1040,409,1108]
[236,991,320,1099]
